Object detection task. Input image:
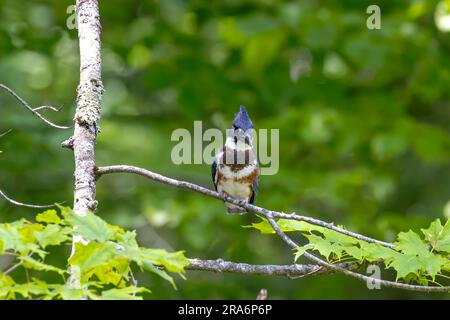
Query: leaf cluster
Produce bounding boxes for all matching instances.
[249,216,450,285]
[0,207,189,300]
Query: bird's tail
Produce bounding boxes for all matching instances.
[226,204,247,215]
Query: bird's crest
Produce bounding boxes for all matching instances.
[232,105,253,131]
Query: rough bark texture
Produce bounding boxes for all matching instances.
[73,0,103,217]
[186,259,357,277]
[68,0,103,290]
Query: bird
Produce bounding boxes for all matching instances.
[212,106,260,214]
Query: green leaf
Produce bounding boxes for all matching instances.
[0,272,15,299]
[93,259,130,287]
[244,219,275,234]
[20,256,66,275]
[47,284,95,300]
[0,222,46,257]
[294,244,314,262]
[421,219,443,243]
[36,210,61,224]
[359,242,396,262]
[387,253,422,280]
[417,252,448,280]
[123,246,188,273]
[66,212,116,242]
[343,245,364,261]
[0,222,27,252]
[278,219,322,233]
[34,225,71,249]
[18,223,44,243]
[321,228,360,246]
[142,261,176,289]
[117,230,139,248]
[139,248,188,273]
[121,244,188,286]
[246,216,322,234]
[436,219,450,252]
[421,219,450,253]
[99,286,150,300]
[395,230,429,256]
[0,271,15,287]
[386,247,447,281]
[4,281,50,299]
[68,242,116,276]
[304,234,337,260]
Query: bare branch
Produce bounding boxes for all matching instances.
[0,89,67,209]
[61,137,74,150]
[0,189,60,209]
[95,165,394,248]
[186,258,355,277]
[0,84,70,129]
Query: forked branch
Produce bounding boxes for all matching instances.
[95,164,450,293]
[265,218,450,293]
[0,84,69,129]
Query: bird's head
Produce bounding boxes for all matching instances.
[226,105,254,150]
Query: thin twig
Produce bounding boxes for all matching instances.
[0,188,61,209]
[0,129,13,138]
[0,84,69,129]
[95,165,394,248]
[24,266,30,283]
[2,261,23,275]
[32,105,62,113]
[129,268,138,286]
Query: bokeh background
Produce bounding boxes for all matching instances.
[0,0,449,299]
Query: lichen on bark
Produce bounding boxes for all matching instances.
[75,79,104,127]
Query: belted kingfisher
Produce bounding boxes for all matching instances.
[212,106,260,214]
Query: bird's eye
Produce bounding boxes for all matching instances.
[233,136,238,144]
[244,136,250,145]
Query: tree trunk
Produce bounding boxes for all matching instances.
[67,0,103,290]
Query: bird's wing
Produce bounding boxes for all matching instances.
[249,175,259,204]
[249,157,260,204]
[211,156,218,191]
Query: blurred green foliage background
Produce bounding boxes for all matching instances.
[0,0,449,299]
